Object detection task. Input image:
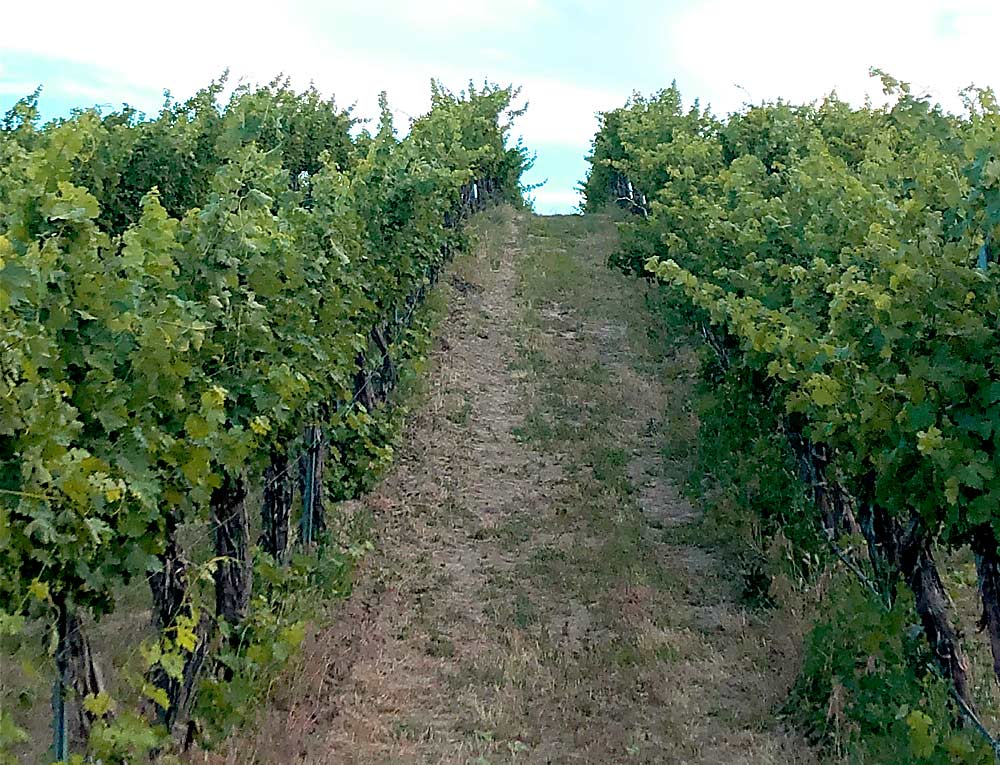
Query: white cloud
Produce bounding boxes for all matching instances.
[0,81,42,97]
[510,77,621,146]
[2,1,322,96]
[665,0,1000,115]
[531,187,582,213]
[0,0,603,153]
[364,0,548,29]
[0,1,539,98]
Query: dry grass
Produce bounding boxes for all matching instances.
[207,208,819,764]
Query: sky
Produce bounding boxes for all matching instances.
[3,1,1000,213]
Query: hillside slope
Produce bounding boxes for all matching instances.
[217,208,816,764]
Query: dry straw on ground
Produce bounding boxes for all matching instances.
[209,208,816,764]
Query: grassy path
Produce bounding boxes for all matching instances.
[223,209,817,764]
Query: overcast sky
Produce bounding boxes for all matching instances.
[2,1,999,213]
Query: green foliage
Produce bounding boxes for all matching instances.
[588,72,1000,758]
[791,577,992,764]
[193,543,354,745]
[0,74,528,760]
[689,356,823,589]
[637,80,1000,556]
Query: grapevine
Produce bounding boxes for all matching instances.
[585,72,1000,761]
[0,76,527,761]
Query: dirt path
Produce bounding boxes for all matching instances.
[224,209,818,764]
